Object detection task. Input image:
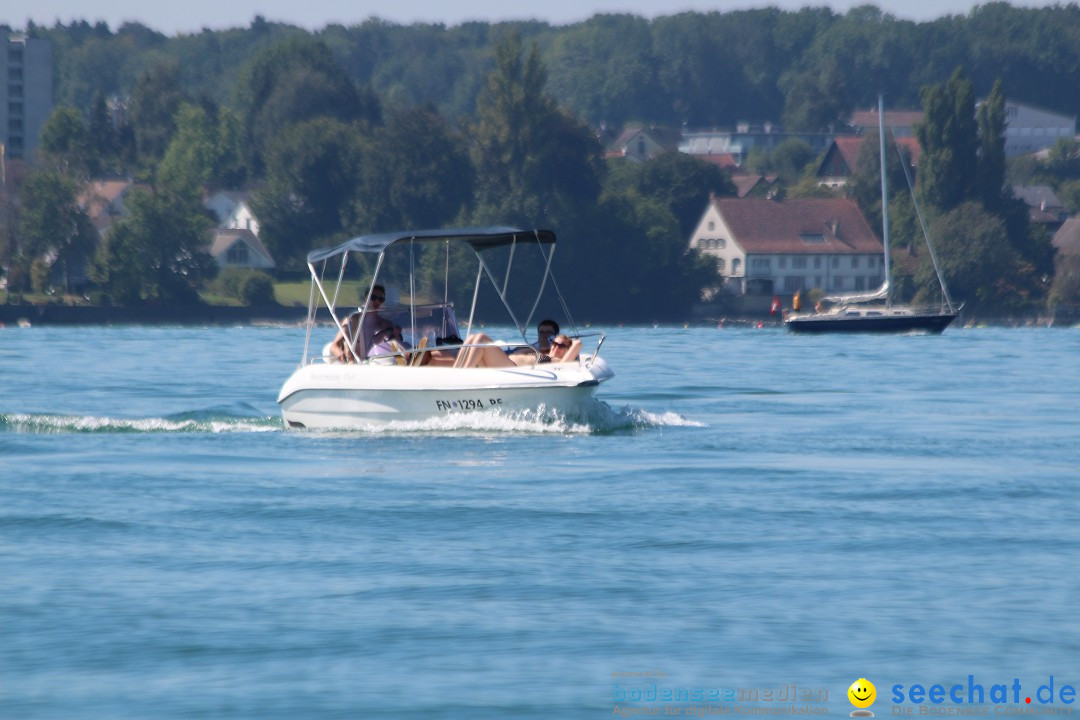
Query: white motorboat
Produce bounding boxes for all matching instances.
[277,227,614,428]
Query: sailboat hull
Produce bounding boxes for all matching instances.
[785,309,958,334]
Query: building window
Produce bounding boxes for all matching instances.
[8,48,24,63]
[716,238,725,249]
[708,221,715,231]
[8,68,23,82]
[831,256,839,268]
[792,257,807,269]
[831,276,844,289]
[855,277,865,290]
[814,256,822,269]
[732,258,742,274]
[784,276,804,291]
[851,256,859,269]
[814,276,822,288]
[717,258,726,273]
[750,258,770,270]
[227,242,250,265]
[9,102,23,116]
[800,233,826,244]
[778,257,787,269]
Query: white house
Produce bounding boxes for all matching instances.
[689,196,884,295]
[608,126,682,163]
[205,191,261,237]
[208,229,275,271]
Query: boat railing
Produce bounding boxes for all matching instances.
[314,331,606,368]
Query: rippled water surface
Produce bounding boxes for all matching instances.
[2,325,1078,718]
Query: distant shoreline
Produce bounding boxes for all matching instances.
[0,303,309,326]
[1,302,1073,327]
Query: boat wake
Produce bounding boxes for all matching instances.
[0,404,282,434]
[0,402,702,436]
[308,401,705,435]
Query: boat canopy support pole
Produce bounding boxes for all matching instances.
[536,239,579,338]
[476,246,527,337]
[523,238,558,335]
[465,259,483,334]
[301,267,319,363]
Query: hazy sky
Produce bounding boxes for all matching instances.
[3,0,1060,35]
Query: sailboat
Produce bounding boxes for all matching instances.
[785,96,960,334]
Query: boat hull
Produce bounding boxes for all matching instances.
[277,357,614,428]
[785,310,958,334]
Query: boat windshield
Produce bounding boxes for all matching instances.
[367,303,460,349]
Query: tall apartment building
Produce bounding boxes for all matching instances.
[1,34,54,163]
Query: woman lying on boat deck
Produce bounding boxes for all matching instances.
[455,333,578,368]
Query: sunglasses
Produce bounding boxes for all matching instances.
[370,295,385,302]
[550,340,570,350]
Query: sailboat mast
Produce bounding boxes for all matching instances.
[878,95,892,308]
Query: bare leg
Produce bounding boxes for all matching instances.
[459,333,514,368]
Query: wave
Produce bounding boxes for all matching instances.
[0,401,703,436]
[0,406,283,434]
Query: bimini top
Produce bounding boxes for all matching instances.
[307,226,556,264]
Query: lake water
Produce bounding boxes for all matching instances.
[2,325,1079,719]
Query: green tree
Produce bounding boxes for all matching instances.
[129,62,189,168]
[39,107,94,176]
[606,152,737,240]
[157,103,219,196]
[544,14,659,126]
[239,271,276,304]
[155,103,247,195]
[91,187,215,304]
[353,104,474,233]
[17,169,97,293]
[916,202,1031,312]
[87,92,125,174]
[471,32,603,227]
[234,36,379,174]
[975,79,1008,209]
[914,67,978,213]
[255,117,365,267]
[560,191,717,320]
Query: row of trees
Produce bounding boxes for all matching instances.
[18,4,1080,133]
[3,7,1078,317]
[3,32,734,319]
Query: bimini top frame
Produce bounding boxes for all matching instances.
[299,227,573,365]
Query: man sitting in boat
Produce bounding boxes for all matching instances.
[509,319,559,361]
[330,284,390,362]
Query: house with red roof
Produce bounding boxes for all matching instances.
[689,197,884,296]
[816,135,921,188]
[78,178,145,237]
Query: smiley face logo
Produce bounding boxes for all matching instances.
[848,678,876,716]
